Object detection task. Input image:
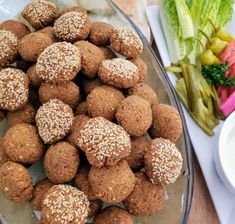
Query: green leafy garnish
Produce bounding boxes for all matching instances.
[202,63,235,88]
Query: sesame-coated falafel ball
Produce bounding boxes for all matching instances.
[110,27,143,58]
[59,6,87,17]
[31,179,54,211]
[145,138,183,185]
[78,117,131,167]
[87,85,125,121]
[150,104,182,142]
[0,138,10,167]
[89,22,113,46]
[22,0,57,30]
[0,20,29,40]
[130,57,148,82]
[89,160,135,203]
[128,83,158,106]
[0,30,18,66]
[74,41,105,78]
[82,78,103,96]
[75,165,98,201]
[126,136,150,170]
[36,42,81,83]
[93,206,134,224]
[44,142,80,184]
[116,95,152,137]
[0,68,29,111]
[41,185,89,224]
[0,161,33,203]
[39,81,80,108]
[35,99,74,144]
[67,115,91,147]
[18,32,53,62]
[7,103,36,127]
[27,64,43,88]
[54,12,91,42]
[3,123,44,164]
[98,58,139,88]
[123,172,164,216]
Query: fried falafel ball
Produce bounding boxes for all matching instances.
[110,27,143,58]
[89,22,113,46]
[0,30,18,66]
[0,138,10,167]
[3,123,44,164]
[89,160,135,203]
[149,104,182,142]
[18,32,53,62]
[44,142,80,184]
[128,83,158,106]
[39,81,80,108]
[37,26,57,43]
[82,78,103,96]
[22,0,57,30]
[123,172,164,216]
[0,68,29,111]
[116,95,152,137]
[75,101,88,116]
[41,185,89,224]
[0,161,33,203]
[31,179,54,211]
[74,41,105,78]
[87,85,125,121]
[98,58,139,88]
[78,117,131,167]
[99,47,116,60]
[35,99,74,144]
[36,42,81,83]
[54,12,91,42]
[145,138,183,185]
[6,103,36,127]
[93,206,134,224]
[0,20,30,40]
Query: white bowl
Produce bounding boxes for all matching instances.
[215,111,235,194]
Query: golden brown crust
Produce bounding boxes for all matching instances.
[150,104,182,142]
[89,160,135,203]
[44,142,80,184]
[116,95,152,137]
[130,57,148,82]
[3,123,44,164]
[0,161,33,203]
[123,172,164,216]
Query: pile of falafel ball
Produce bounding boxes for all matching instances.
[0,0,184,223]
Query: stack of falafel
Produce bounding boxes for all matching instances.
[0,1,184,224]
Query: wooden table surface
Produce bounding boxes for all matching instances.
[120,0,220,223]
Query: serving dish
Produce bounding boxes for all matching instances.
[0,1,193,223]
[215,111,235,194]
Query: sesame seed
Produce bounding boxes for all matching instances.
[146,138,183,185]
[35,99,74,144]
[43,185,89,224]
[100,58,139,80]
[111,27,143,51]
[36,42,81,82]
[54,11,87,42]
[0,68,28,111]
[0,30,17,64]
[77,117,131,166]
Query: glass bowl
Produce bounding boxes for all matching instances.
[0,0,194,223]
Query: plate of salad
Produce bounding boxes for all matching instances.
[147,0,235,223]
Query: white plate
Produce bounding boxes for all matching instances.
[147,5,235,224]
